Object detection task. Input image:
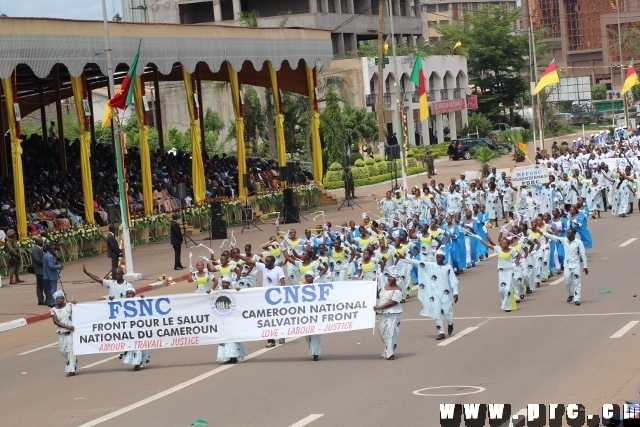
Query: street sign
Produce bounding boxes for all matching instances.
[374,58,390,65]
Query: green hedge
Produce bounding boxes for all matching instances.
[354,166,426,187]
[352,166,370,180]
[410,143,449,159]
[324,180,346,190]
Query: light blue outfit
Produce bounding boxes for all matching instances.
[217,342,248,363]
[123,349,150,368]
[569,212,592,249]
[376,283,403,358]
[406,258,458,332]
[305,335,322,356]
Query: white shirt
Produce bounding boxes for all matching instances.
[544,233,587,269]
[102,279,134,299]
[254,263,285,287]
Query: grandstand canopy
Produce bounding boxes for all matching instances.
[0,17,333,117]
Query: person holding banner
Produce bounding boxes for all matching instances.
[374,272,403,360]
[188,261,217,293]
[122,288,151,371]
[50,290,77,377]
[82,264,133,300]
[216,276,247,364]
[235,253,286,348]
[208,253,241,284]
[281,249,325,285]
[302,273,323,361]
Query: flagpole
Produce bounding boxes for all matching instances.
[387,0,408,190]
[102,0,141,281]
[617,0,630,127]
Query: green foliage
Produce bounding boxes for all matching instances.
[367,163,378,176]
[237,10,259,27]
[354,159,365,167]
[461,112,493,137]
[349,152,364,165]
[432,5,529,122]
[351,166,370,180]
[328,162,343,171]
[364,157,375,165]
[591,83,607,101]
[319,87,378,166]
[376,161,388,174]
[324,169,343,183]
[323,180,346,190]
[471,145,499,177]
[373,154,383,162]
[408,157,417,168]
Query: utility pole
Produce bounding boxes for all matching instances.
[377,0,385,152]
[528,6,543,150]
[387,0,408,190]
[101,0,141,281]
[617,0,629,128]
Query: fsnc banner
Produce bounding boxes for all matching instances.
[72,281,376,355]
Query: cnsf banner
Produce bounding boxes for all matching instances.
[510,165,549,187]
[72,281,376,355]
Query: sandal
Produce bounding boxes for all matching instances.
[67,372,76,377]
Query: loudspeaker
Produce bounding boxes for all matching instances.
[176,183,187,200]
[386,145,400,160]
[287,161,297,176]
[279,166,290,181]
[242,174,250,188]
[211,223,228,240]
[210,201,227,239]
[211,201,223,216]
[106,204,120,224]
[282,188,299,223]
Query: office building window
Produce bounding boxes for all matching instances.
[438,4,449,12]
[426,5,436,13]
[439,20,449,26]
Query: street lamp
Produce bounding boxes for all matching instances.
[387,0,409,190]
[101,0,141,280]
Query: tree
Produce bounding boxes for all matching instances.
[591,84,607,101]
[226,86,267,157]
[460,112,493,137]
[432,5,529,124]
[471,145,499,178]
[112,13,122,22]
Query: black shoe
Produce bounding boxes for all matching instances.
[526,288,532,295]
[505,310,511,312]
[387,354,395,360]
[436,334,445,340]
[278,338,286,345]
[574,301,580,306]
[119,353,124,360]
[567,295,573,303]
[313,355,319,361]
[229,357,238,364]
[174,267,184,270]
[448,324,454,336]
[38,301,46,306]
[520,295,524,300]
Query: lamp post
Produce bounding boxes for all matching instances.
[101,0,141,280]
[387,0,408,190]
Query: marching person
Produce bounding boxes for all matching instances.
[5,229,22,284]
[476,236,520,312]
[50,290,77,376]
[121,288,151,371]
[216,276,247,364]
[543,228,588,306]
[170,213,184,270]
[82,264,134,300]
[303,273,322,361]
[374,271,403,360]
[235,253,286,348]
[188,261,217,293]
[405,249,459,340]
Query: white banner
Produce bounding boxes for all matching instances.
[602,158,632,174]
[72,281,376,355]
[510,165,549,187]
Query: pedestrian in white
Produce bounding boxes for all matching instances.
[50,290,77,376]
[543,228,588,305]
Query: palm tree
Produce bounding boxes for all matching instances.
[471,146,499,178]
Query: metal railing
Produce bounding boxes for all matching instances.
[440,89,449,100]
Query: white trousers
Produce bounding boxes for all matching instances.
[564,265,582,302]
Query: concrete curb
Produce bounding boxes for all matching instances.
[0,272,193,334]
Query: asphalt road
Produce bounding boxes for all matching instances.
[3,145,640,427]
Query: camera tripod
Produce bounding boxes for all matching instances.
[338,187,361,210]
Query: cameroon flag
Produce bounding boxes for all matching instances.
[410,52,429,122]
[384,35,391,55]
[453,39,462,50]
[622,60,639,95]
[515,142,527,158]
[533,58,560,95]
[102,40,141,127]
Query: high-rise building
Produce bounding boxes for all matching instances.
[122,0,424,58]
[523,0,640,91]
[420,0,518,43]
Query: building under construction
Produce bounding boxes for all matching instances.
[523,0,640,94]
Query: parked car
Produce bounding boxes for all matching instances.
[447,138,512,160]
[488,123,525,138]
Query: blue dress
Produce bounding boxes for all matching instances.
[474,213,489,258]
[570,212,592,249]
